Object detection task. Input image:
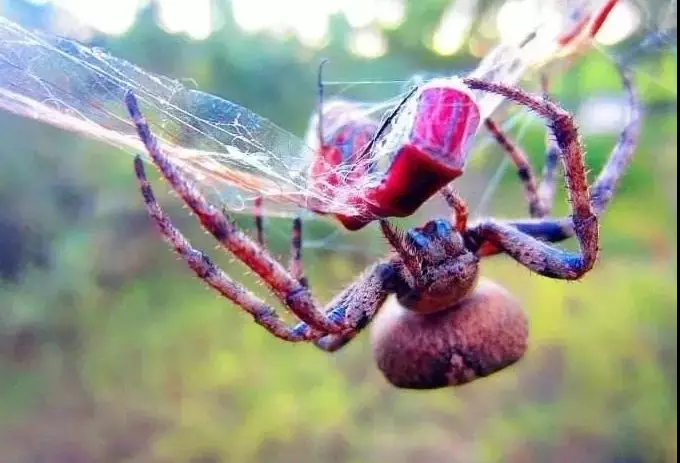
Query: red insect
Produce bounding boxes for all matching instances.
[307,78,480,230]
[303,0,621,231]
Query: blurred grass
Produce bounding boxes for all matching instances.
[0,1,677,462]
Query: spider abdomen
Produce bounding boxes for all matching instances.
[370,278,528,389]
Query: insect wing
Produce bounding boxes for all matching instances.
[0,17,364,218]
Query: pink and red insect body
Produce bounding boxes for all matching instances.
[305,99,379,210]
[307,78,481,230]
[302,1,621,230]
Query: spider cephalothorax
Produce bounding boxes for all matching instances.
[126,62,641,389]
[385,219,480,315]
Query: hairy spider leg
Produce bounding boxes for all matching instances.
[125,91,342,334]
[312,219,435,353]
[462,63,642,279]
[133,156,310,341]
[462,77,599,279]
[310,260,397,352]
[483,117,547,218]
[537,74,561,215]
[128,92,402,343]
[476,64,641,258]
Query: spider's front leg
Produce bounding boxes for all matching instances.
[133,156,310,341]
[464,78,600,280]
[469,64,641,262]
[482,74,562,219]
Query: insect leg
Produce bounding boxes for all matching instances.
[289,216,308,287]
[441,186,469,232]
[254,195,265,247]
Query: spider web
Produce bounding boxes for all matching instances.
[0,0,628,223]
[471,0,677,217]
[0,0,675,257]
[296,0,677,256]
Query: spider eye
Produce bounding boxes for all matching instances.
[421,219,452,237]
[433,219,452,236]
[406,230,429,250]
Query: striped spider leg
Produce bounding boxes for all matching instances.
[471,63,642,258]
[128,91,395,343]
[479,0,623,219]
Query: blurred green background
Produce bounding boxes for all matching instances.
[0,0,676,462]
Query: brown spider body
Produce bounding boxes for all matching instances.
[385,219,480,315]
[371,278,528,389]
[125,62,641,389]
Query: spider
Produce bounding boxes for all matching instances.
[126,62,640,390]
